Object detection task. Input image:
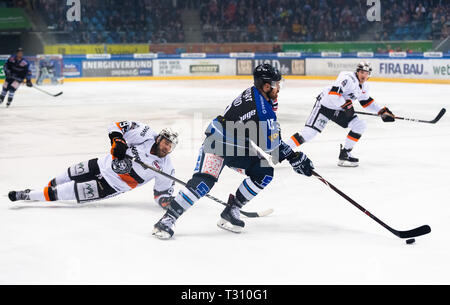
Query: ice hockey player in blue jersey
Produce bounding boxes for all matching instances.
[36,57,58,85]
[0,48,32,107]
[152,63,315,239]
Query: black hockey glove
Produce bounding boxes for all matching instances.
[341,100,355,118]
[110,136,128,160]
[287,151,314,177]
[4,69,11,79]
[378,107,395,122]
[26,79,33,87]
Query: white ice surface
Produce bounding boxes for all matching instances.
[0,79,449,284]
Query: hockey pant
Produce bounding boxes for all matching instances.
[300,99,367,150]
[167,145,274,218]
[30,158,118,204]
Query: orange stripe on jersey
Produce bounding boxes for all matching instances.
[291,135,301,147]
[362,99,375,108]
[347,135,360,142]
[328,91,342,96]
[118,173,139,189]
[43,187,51,201]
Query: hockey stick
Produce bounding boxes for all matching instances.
[249,141,430,239]
[32,85,63,97]
[355,108,446,124]
[126,155,273,218]
[311,170,431,239]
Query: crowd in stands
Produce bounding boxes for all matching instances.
[5,0,185,43]
[374,0,449,41]
[200,0,371,43]
[1,0,449,44]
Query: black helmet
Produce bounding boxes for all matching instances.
[253,63,282,89]
[16,47,23,53]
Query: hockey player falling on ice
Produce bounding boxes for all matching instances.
[9,121,179,209]
[286,62,395,167]
[1,48,32,107]
[152,64,315,239]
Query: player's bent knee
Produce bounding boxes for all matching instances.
[249,167,274,189]
[186,173,217,198]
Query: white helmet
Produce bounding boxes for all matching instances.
[158,128,179,150]
[356,61,372,74]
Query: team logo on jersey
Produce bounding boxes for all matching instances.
[152,161,161,170]
[111,158,132,174]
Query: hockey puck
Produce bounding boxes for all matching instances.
[406,238,415,244]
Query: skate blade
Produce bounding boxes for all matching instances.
[152,228,172,240]
[217,218,243,233]
[337,160,359,167]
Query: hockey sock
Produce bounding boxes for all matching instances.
[29,181,77,202]
[7,91,14,101]
[344,131,362,150]
[167,187,200,218]
[235,178,263,205]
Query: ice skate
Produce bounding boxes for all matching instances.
[338,144,359,167]
[217,194,245,233]
[8,189,31,202]
[153,213,176,240]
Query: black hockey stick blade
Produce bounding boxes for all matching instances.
[32,85,63,97]
[396,225,431,239]
[312,171,431,240]
[429,108,446,124]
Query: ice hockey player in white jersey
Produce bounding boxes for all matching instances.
[286,62,395,167]
[8,121,178,209]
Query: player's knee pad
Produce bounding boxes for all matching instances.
[68,158,100,182]
[349,117,367,134]
[246,161,274,189]
[186,173,217,198]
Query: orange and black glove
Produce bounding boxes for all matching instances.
[110,135,128,160]
[341,100,355,118]
[378,107,395,122]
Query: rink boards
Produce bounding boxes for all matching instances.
[2,52,449,83]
